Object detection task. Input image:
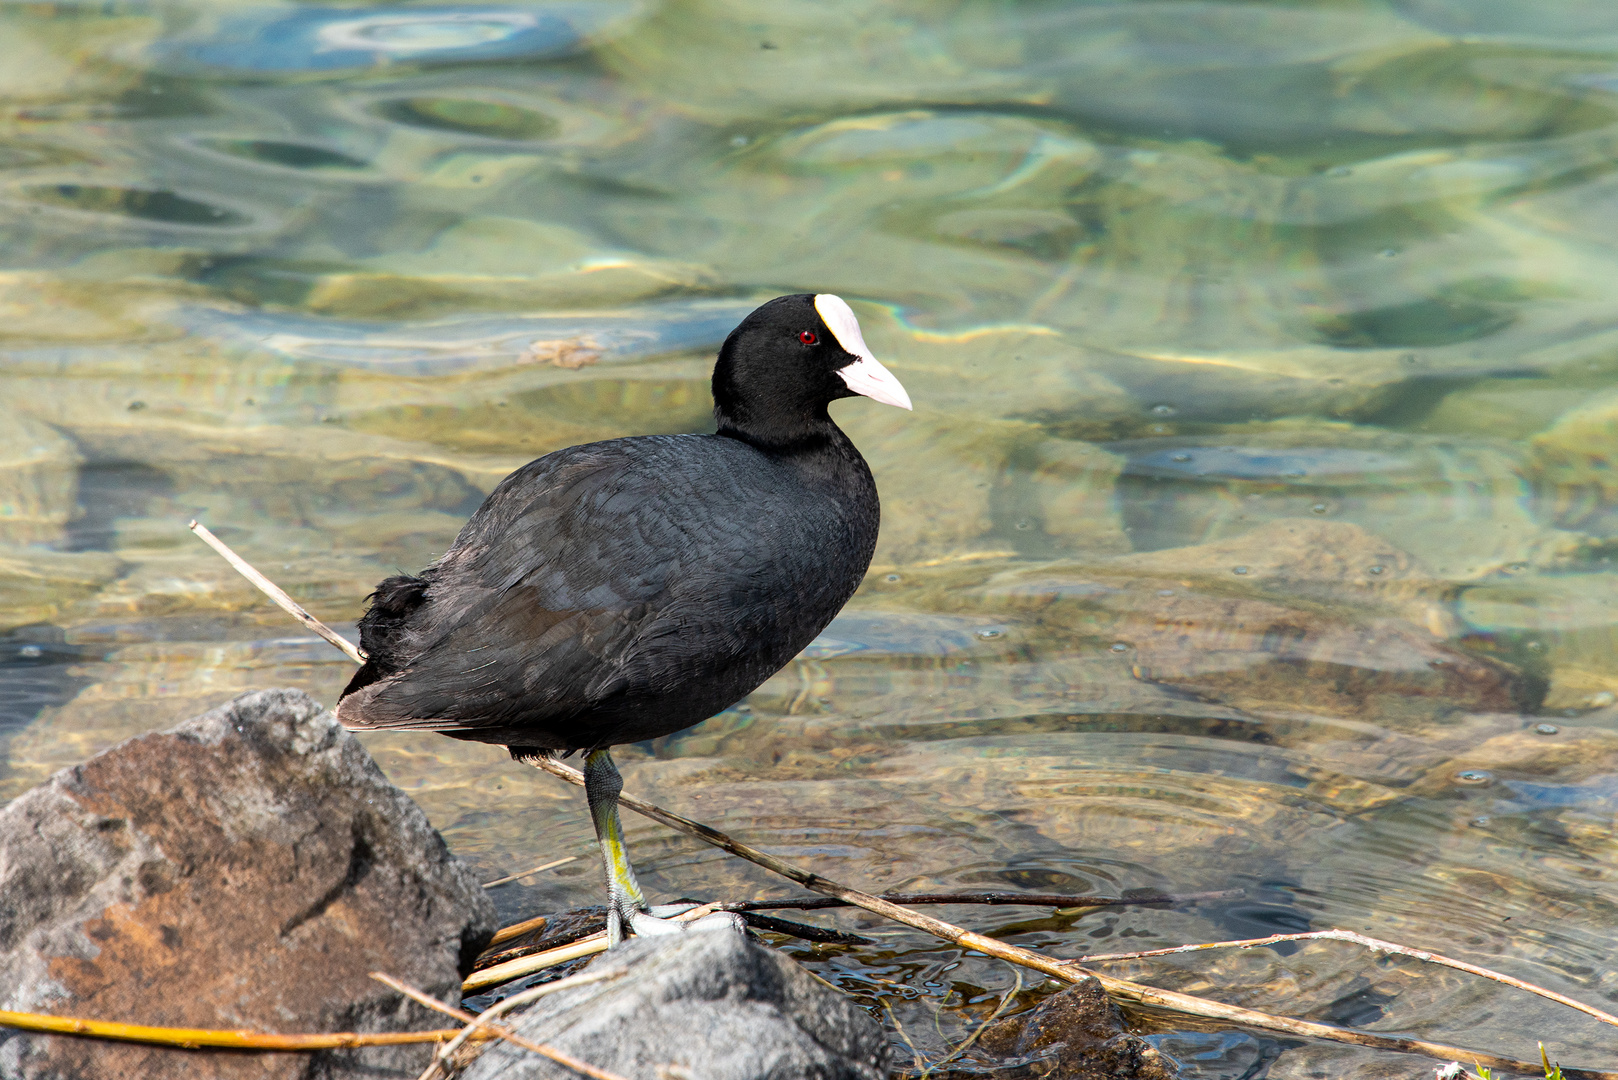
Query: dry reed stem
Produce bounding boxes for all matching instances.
[370,969,630,1080]
[490,913,551,948]
[465,904,720,992]
[190,524,1618,1080]
[427,969,628,1080]
[1074,929,1618,1031]
[716,888,1243,912]
[368,974,474,1023]
[367,973,482,1080]
[188,521,365,664]
[0,1009,474,1050]
[482,856,578,889]
[463,933,608,993]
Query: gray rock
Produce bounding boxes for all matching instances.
[0,687,498,1080]
[461,926,890,1080]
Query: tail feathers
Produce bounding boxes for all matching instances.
[369,573,431,618]
[339,574,430,702]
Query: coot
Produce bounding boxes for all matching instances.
[336,294,911,941]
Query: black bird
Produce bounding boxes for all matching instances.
[335,293,911,941]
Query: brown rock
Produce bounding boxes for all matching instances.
[0,688,497,1080]
[972,976,1178,1079]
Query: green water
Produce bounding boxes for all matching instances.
[3,0,1618,1074]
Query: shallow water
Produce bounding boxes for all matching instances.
[3,0,1618,1074]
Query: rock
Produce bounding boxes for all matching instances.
[976,520,1532,723]
[1417,377,1591,442]
[972,975,1178,1079]
[460,927,890,1080]
[1016,438,1131,556]
[348,374,717,457]
[0,635,358,803]
[0,688,497,1080]
[1111,429,1581,580]
[1105,518,1440,617]
[1120,601,1520,724]
[1405,723,1618,797]
[857,310,1137,431]
[300,217,712,318]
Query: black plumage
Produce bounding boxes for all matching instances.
[335,293,908,754]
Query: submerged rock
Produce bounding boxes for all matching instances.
[0,406,79,547]
[1458,572,1618,709]
[973,519,1532,723]
[460,927,890,1080]
[1111,428,1582,579]
[842,411,1130,566]
[0,688,497,1080]
[842,410,1028,564]
[969,975,1178,1079]
[1528,388,1618,535]
[0,545,121,634]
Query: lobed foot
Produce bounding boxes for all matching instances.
[612,900,744,942]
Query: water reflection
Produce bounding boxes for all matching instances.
[157,5,634,74]
[192,139,372,172]
[3,0,1618,1074]
[17,183,254,227]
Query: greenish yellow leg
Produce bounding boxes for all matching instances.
[583,748,651,944]
[519,748,735,944]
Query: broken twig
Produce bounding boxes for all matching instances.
[429,968,627,1080]
[188,520,364,664]
[463,932,608,993]
[717,888,1242,913]
[367,970,629,1080]
[482,856,578,889]
[1074,928,1618,1031]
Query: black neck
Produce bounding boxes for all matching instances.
[714,403,848,455]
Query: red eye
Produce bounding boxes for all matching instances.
[798,330,818,345]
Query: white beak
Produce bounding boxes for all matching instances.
[816,293,913,411]
[837,355,913,410]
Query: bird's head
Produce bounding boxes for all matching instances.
[713,293,911,448]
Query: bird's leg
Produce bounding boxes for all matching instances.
[514,747,742,944]
[582,748,702,944]
[584,748,648,943]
